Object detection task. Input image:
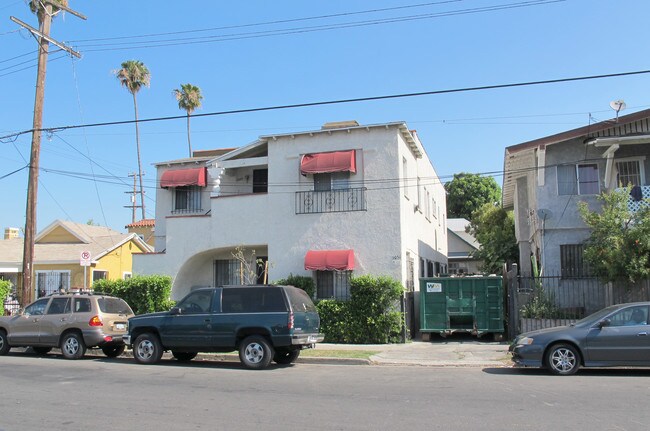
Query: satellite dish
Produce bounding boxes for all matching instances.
[537,208,552,220]
[610,100,626,121]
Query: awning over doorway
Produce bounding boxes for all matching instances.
[304,249,355,271]
[300,150,356,175]
[160,167,207,188]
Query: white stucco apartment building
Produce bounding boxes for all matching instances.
[134,121,448,306]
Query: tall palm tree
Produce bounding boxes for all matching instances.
[173,83,203,157]
[30,0,68,18]
[115,60,150,220]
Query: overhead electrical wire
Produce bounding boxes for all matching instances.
[73,1,565,52]
[68,0,464,43]
[2,68,649,142]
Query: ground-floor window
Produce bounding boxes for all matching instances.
[316,270,351,300]
[448,262,467,275]
[426,260,434,277]
[36,270,70,297]
[92,270,108,282]
[214,259,242,285]
[560,244,590,278]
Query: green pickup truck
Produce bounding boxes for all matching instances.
[123,285,324,369]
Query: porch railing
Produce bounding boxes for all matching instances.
[295,187,367,214]
[617,185,650,212]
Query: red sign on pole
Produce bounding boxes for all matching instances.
[80,251,91,267]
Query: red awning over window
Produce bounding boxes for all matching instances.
[300,150,356,175]
[160,167,207,188]
[304,249,355,271]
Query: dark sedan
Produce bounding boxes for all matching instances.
[510,302,650,375]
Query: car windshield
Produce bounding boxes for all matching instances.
[98,297,133,315]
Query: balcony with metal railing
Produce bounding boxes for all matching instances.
[295,187,367,214]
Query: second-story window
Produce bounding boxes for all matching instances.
[616,159,644,187]
[174,186,202,214]
[557,164,600,196]
[314,172,350,191]
[253,169,268,193]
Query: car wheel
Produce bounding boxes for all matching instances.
[239,335,273,370]
[32,347,52,355]
[102,344,126,358]
[133,333,163,364]
[546,343,581,375]
[0,330,10,356]
[60,332,86,360]
[273,349,300,364]
[172,351,198,362]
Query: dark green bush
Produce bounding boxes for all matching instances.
[93,275,174,315]
[316,275,404,344]
[273,274,315,299]
[0,279,12,302]
[315,299,349,343]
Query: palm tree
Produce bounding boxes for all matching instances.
[173,83,203,157]
[115,60,150,220]
[30,0,68,18]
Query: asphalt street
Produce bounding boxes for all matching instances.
[1,353,649,431]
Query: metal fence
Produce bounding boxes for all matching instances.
[507,271,650,336]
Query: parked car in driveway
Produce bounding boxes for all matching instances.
[510,302,650,375]
[0,291,134,359]
[123,285,324,369]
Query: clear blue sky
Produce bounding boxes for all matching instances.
[1,0,649,233]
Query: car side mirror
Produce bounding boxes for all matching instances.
[599,319,611,329]
[170,306,182,315]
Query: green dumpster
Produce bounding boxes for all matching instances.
[419,276,504,337]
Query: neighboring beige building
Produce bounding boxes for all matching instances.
[125,219,155,248]
[447,218,483,275]
[135,121,449,319]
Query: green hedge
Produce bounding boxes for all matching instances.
[273,274,315,299]
[316,275,404,344]
[0,279,11,302]
[93,275,174,315]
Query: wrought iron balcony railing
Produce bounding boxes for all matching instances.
[295,187,367,214]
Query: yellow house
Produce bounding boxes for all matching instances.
[0,220,152,298]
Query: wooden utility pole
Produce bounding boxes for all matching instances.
[11,1,85,306]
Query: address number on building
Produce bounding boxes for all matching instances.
[426,282,442,293]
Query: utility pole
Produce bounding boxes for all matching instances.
[11,1,85,306]
[124,172,141,224]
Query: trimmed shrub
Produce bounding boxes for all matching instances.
[273,274,315,299]
[316,299,349,343]
[316,275,405,344]
[93,275,174,315]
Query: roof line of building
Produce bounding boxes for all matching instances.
[505,108,650,154]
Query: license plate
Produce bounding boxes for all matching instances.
[308,335,317,343]
[115,323,126,331]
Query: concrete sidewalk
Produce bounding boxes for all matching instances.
[39,335,513,368]
[312,338,511,367]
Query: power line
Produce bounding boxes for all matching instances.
[0,164,28,180]
[75,1,565,52]
[3,67,649,142]
[68,0,463,43]
[0,53,66,78]
[0,50,35,64]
